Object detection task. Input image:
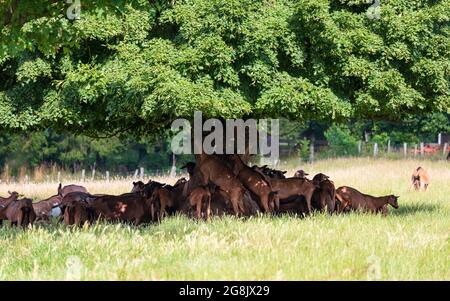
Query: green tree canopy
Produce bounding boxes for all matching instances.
[0,0,449,137]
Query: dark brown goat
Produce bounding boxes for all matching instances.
[277,195,309,216]
[87,193,155,225]
[252,165,287,179]
[149,179,187,220]
[131,181,146,193]
[335,186,399,216]
[311,173,336,215]
[293,170,309,179]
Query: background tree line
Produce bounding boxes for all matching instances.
[1,112,447,177]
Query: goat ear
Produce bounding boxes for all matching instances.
[8,190,12,195]
[282,171,287,174]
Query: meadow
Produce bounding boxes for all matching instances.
[0,158,448,280]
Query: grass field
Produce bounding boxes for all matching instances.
[0,158,449,280]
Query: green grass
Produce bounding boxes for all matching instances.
[0,158,449,280]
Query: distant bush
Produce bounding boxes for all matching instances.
[297,138,310,161]
[324,125,359,156]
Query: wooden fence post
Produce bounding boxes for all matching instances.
[358,141,362,155]
[57,171,61,183]
[438,133,442,145]
[403,142,407,157]
[387,139,391,154]
[443,143,448,157]
[420,142,424,157]
[373,143,378,157]
[91,169,96,181]
[414,145,417,157]
[139,167,144,180]
[81,169,85,182]
[106,171,110,182]
[133,169,138,181]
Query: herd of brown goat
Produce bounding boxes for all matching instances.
[1,154,431,229]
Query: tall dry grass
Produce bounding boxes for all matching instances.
[0,158,448,280]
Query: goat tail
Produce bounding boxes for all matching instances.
[65,205,74,225]
[20,207,30,227]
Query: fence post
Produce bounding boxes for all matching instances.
[414,145,417,157]
[373,143,378,157]
[24,174,29,184]
[387,139,391,154]
[106,171,110,182]
[169,153,177,178]
[309,143,314,162]
[358,141,362,155]
[91,168,96,181]
[81,169,85,182]
[420,142,424,157]
[403,142,407,157]
[139,167,144,180]
[444,143,448,157]
[133,169,139,181]
[57,171,61,183]
[438,133,442,145]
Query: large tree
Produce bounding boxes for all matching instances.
[0,0,449,137]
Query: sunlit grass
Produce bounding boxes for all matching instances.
[0,158,449,280]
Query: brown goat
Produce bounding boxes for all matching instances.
[0,198,36,228]
[58,183,88,197]
[335,186,399,216]
[194,154,246,216]
[270,178,317,214]
[64,199,93,226]
[60,192,97,217]
[411,167,430,191]
[0,192,20,225]
[0,191,20,205]
[228,155,279,213]
[32,195,62,222]
[187,185,212,220]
